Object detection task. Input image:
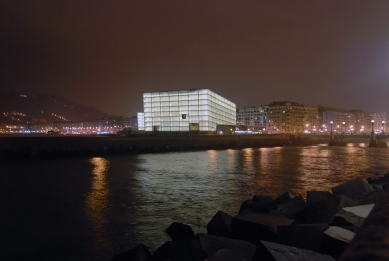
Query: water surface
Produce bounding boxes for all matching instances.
[1,144,388,260]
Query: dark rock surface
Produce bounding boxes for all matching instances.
[332,178,374,199]
[206,249,247,261]
[257,240,335,261]
[276,224,329,252]
[305,195,358,224]
[320,226,354,259]
[111,244,153,261]
[366,176,389,186]
[206,211,232,237]
[276,195,306,222]
[356,189,384,205]
[198,233,257,261]
[165,222,196,241]
[333,204,374,228]
[307,191,333,204]
[231,211,294,244]
[239,198,276,214]
[339,188,389,261]
[274,192,294,206]
[153,240,205,261]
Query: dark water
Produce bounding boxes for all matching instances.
[1,143,389,260]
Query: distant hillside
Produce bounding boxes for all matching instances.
[0,91,113,125]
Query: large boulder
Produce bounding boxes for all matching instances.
[111,244,153,261]
[153,240,205,261]
[366,176,389,186]
[274,192,294,206]
[165,222,196,241]
[276,195,306,223]
[239,195,276,214]
[239,199,272,214]
[231,211,293,244]
[333,204,374,228]
[319,226,355,259]
[332,178,374,199]
[206,249,248,261]
[356,190,384,205]
[276,224,329,252]
[305,195,359,224]
[198,233,257,261]
[307,191,333,204]
[256,240,335,261]
[206,211,232,237]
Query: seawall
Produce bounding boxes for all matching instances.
[0,134,330,159]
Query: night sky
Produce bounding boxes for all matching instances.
[1,1,389,116]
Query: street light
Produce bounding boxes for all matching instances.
[342,121,345,133]
[330,121,333,132]
[371,120,375,133]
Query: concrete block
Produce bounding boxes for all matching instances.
[342,204,374,218]
[320,226,355,259]
[333,204,374,228]
[245,195,277,213]
[366,176,389,186]
[332,178,374,199]
[274,192,294,206]
[252,194,273,203]
[305,195,359,224]
[198,233,257,261]
[231,211,294,244]
[206,211,232,237]
[153,240,205,261]
[338,188,389,260]
[356,190,384,205]
[371,184,384,190]
[307,191,333,204]
[206,249,247,261]
[165,222,195,241]
[276,224,329,252]
[277,195,306,222]
[256,240,336,261]
[111,244,153,261]
[239,198,276,214]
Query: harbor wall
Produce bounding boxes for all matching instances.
[0,133,374,159]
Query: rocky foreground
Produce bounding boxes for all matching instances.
[111,174,389,261]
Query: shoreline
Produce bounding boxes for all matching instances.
[111,174,389,261]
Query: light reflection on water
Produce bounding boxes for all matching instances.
[85,157,110,244]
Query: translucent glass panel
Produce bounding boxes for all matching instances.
[137,112,144,130]
[142,89,236,131]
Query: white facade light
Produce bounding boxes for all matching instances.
[142,89,236,131]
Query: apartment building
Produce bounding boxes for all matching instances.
[267,101,319,133]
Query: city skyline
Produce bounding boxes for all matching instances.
[1,1,389,116]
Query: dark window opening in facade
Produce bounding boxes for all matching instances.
[182,114,186,119]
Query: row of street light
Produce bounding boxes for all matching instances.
[329,120,386,134]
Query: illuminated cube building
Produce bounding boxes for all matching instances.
[140,89,236,132]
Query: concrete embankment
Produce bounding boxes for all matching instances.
[0,134,331,159]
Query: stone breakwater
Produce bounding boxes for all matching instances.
[111,174,389,261]
[0,134,331,159]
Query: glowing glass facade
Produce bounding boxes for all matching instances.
[137,112,144,130]
[143,89,236,131]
